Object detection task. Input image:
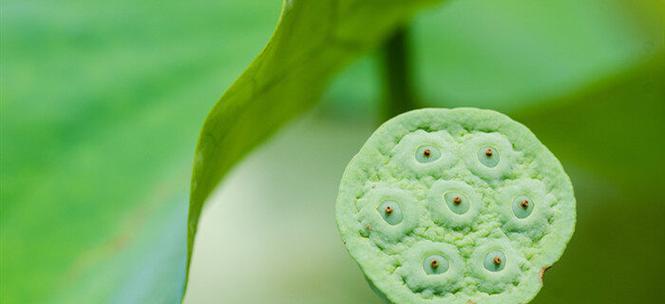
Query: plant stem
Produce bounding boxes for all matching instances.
[381,26,418,121]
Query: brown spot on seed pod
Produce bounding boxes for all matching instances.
[493,256,502,265]
[453,196,462,205]
[431,259,439,269]
[539,266,552,282]
[521,199,530,209]
[423,149,431,157]
[485,148,494,157]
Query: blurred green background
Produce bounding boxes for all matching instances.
[1,0,664,303]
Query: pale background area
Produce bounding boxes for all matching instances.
[185,113,383,303]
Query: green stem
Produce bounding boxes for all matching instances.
[381,26,419,121]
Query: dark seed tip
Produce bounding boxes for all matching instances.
[423,149,431,157]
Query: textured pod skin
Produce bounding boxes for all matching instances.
[336,108,576,304]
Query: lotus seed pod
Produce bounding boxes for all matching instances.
[336,108,576,304]
[358,185,424,248]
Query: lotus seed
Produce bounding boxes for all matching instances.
[478,146,500,168]
[423,255,449,275]
[512,195,534,219]
[415,146,440,163]
[484,251,507,272]
[444,192,470,215]
[336,108,576,304]
[378,201,402,225]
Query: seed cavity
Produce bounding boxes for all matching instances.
[444,192,470,215]
[484,251,506,272]
[416,146,441,163]
[377,201,403,225]
[424,255,449,275]
[477,146,500,168]
[512,195,534,219]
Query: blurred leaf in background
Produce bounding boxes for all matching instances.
[1,0,281,302]
[1,0,663,303]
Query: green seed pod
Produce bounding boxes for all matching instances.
[336,108,576,304]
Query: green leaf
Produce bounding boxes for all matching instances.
[186,0,443,288]
[1,0,281,302]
